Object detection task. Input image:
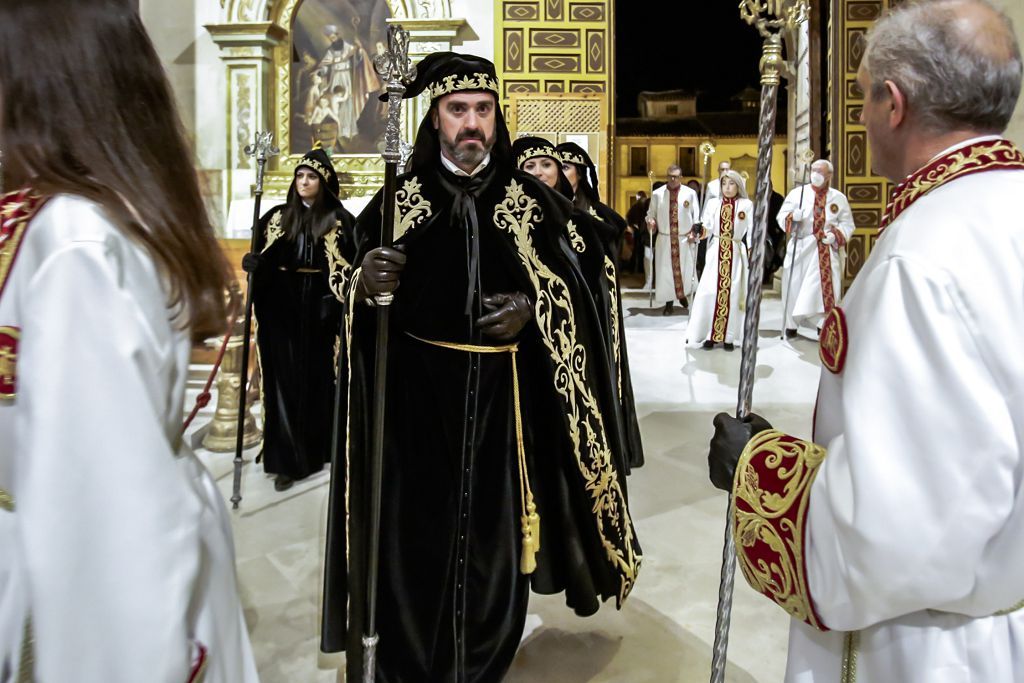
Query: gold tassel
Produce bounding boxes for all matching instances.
[520,514,537,575]
[527,499,540,553]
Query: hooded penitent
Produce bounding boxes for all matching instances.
[322,51,641,683]
[250,150,356,485]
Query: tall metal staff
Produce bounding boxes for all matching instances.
[694,140,717,293]
[233,131,279,509]
[647,169,656,308]
[780,147,815,339]
[361,24,415,683]
[709,2,808,681]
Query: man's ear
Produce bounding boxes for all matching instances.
[431,107,439,131]
[886,80,907,129]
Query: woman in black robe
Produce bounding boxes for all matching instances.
[243,148,356,491]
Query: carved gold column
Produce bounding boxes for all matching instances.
[206,21,288,230]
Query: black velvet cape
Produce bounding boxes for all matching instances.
[251,203,355,480]
[320,161,642,682]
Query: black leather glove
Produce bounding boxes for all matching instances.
[708,412,773,492]
[241,252,262,274]
[475,292,532,341]
[357,246,406,301]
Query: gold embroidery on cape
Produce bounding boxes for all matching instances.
[0,326,18,400]
[516,147,557,169]
[882,139,1024,230]
[711,202,735,343]
[429,73,499,99]
[559,151,587,166]
[733,430,827,629]
[841,631,859,683]
[394,176,433,242]
[566,220,586,253]
[494,179,641,603]
[0,192,43,299]
[604,256,622,399]
[323,227,350,303]
[261,210,284,253]
[300,157,333,181]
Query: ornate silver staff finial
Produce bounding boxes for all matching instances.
[244,131,280,194]
[374,25,417,165]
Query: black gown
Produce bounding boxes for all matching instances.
[252,205,355,481]
[322,164,641,683]
[584,201,645,471]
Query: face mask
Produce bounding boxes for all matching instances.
[810,172,827,188]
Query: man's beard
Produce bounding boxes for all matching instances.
[440,128,495,169]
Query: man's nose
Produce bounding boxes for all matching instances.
[464,110,481,130]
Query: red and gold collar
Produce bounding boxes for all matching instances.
[0,188,46,301]
[880,138,1024,232]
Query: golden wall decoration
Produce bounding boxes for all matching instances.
[495,0,612,100]
[496,0,614,192]
[829,0,902,282]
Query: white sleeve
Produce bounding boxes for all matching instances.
[16,241,202,682]
[806,255,1018,630]
[690,191,701,225]
[777,189,798,226]
[645,192,657,225]
[733,201,752,242]
[701,200,717,235]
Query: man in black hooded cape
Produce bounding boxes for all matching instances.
[321,52,641,682]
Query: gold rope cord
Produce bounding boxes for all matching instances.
[407,334,539,574]
[840,631,859,683]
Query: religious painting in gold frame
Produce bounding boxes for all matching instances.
[270,0,395,198]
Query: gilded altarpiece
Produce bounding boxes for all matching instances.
[495,0,614,193]
[829,0,904,282]
[210,0,465,210]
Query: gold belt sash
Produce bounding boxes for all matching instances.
[407,333,540,575]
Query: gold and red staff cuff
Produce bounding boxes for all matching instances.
[731,429,830,631]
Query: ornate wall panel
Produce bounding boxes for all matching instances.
[495,0,614,192]
[495,0,612,113]
[830,0,900,283]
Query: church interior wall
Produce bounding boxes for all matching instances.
[1003,0,1024,146]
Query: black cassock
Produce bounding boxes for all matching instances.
[252,205,355,481]
[322,164,642,682]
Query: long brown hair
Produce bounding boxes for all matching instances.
[0,0,228,339]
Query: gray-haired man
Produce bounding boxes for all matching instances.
[708,2,1024,681]
[777,158,855,338]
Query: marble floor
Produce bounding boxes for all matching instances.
[185,285,824,683]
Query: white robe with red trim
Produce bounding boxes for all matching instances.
[686,197,752,345]
[785,167,1024,681]
[0,195,260,682]
[777,186,854,332]
[646,184,701,304]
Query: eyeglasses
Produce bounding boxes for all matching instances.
[667,174,682,180]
